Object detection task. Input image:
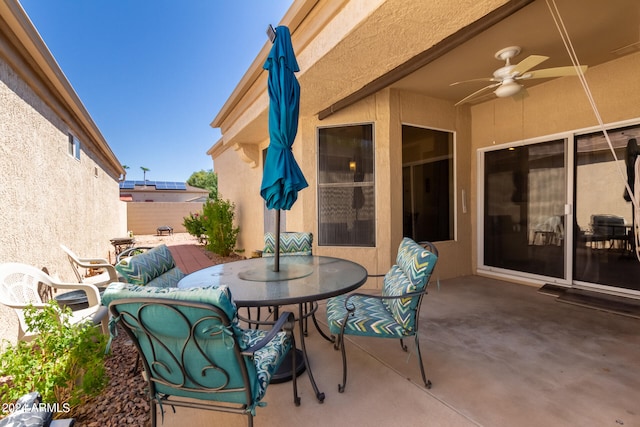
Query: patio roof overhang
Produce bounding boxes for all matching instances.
[209,0,640,161]
[0,1,124,179]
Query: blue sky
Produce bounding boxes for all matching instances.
[19,1,292,182]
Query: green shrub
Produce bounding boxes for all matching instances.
[202,197,240,257]
[0,301,108,412]
[183,211,206,238]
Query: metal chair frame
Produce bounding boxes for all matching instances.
[109,298,300,427]
[331,240,438,392]
[333,289,431,392]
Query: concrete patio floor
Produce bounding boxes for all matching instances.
[156,272,640,427]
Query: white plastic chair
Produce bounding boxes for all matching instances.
[0,262,108,341]
[60,244,119,289]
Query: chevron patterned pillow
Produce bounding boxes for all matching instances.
[263,232,312,256]
[382,238,437,331]
[115,244,179,286]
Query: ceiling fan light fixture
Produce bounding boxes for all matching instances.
[495,80,521,98]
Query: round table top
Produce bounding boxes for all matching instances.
[178,256,368,307]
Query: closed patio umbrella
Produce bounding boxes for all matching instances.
[261,25,308,271]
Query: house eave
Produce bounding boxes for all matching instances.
[0,0,124,178]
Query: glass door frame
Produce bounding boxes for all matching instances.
[477,118,640,298]
[477,132,574,286]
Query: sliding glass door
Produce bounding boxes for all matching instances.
[483,140,566,279]
[574,126,640,291]
[481,124,640,293]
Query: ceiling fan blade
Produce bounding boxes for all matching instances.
[512,55,549,74]
[455,83,501,106]
[450,77,497,86]
[523,65,588,79]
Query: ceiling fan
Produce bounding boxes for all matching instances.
[451,46,587,106]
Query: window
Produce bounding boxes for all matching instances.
[318,124,375,246]
[68,133,80,160]
[402,125,454,242]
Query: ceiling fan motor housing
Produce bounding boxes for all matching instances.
[494,79,522,97]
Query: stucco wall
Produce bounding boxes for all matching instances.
[214,145,267,254]
[0,48,124,282]
[215,85,469,289]
[126,202,207,235]
[396,89,473,280]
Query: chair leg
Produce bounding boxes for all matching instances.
[303,302,309,336]
[338,333,348,393]
[414,335,432,389]
[291,335,301,406]
[247,412,253,427]
[150,400,157,427]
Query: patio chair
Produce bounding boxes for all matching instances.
[589,214,628,249]
[326,237,438,392]
[115,244,184,288]
[0,262,109,340]
[60,244,119,290]
[103,283,300,427]
[116,246,153,264]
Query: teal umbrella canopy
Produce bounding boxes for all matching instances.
[260,26,308,211]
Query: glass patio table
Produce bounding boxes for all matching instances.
[178,255,368,402]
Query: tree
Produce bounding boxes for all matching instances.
[187,169,218,200]
[121,164,129,181]
[140,166,150,182]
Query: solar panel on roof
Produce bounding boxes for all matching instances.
[153,181,187,190]
[119,180,187,190]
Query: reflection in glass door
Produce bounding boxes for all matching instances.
[483,140,566,279]
[574,126,640,291]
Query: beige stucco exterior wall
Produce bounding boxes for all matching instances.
[214,86,473,289]
[126,202,206,235]
[209,0,513,289]
[469,51,640,275]
[396,89,473,280]
[292,87,472,288]
[214,144,267,254]
[0,54,125,279]
[298,94,386,289]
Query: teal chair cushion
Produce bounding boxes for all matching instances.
[240,328,290,401]
[103,283,291,405]
[102,282,238,321]
[263,232,312,257]
[326,293,408,338]
[115,244,185,288]
[382,238,437,331]
[327,238,437,337]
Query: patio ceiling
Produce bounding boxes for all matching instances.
[390,0,640,106]
[213,0,640,150]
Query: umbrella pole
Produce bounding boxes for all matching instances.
[274,209,280,272]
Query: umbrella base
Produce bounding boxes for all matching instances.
[238,263,313,281]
